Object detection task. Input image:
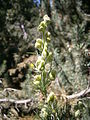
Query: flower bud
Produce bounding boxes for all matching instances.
[47,37,51,42]
[78,101,83,106]
[38,60,45,70]
[36,56,42,66]
[42,49,47,59]
[38,26,43,31]
[42,42,48,59]
[40,107,48,118]
[75,110,80,117]
[46,32,51,37]
[47,52,53,62]
[43,14,50,23]
[46,32,51,42]
[33,80,40,85]
[35,42,41,49]
[36,56,45,71]
[44,41,48,48]
[29,63,34,69]
[34,75,41,81]
[47,92,56,103]
[45,63,50,72]
[36,38,42,43]
[35,38,43,50]
[38,21,47,31]
[49,70,56,80]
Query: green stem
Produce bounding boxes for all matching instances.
[41,71,47,97]
[43,30,46,44]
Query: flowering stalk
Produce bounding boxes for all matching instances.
[34,15,56,97]
[33,15,58,119]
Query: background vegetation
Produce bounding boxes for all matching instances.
[0,0,90,119]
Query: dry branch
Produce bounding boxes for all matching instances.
[0,88,90,106]
[66,88,90,100]
[0,97,38,114]
[0,98,34,104]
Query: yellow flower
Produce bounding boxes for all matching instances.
[29,63,34,69]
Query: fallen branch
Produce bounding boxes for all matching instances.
[0,88,37,107]
[0,98,35,104]
[0,88,90,105]
[66,88,90,100]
